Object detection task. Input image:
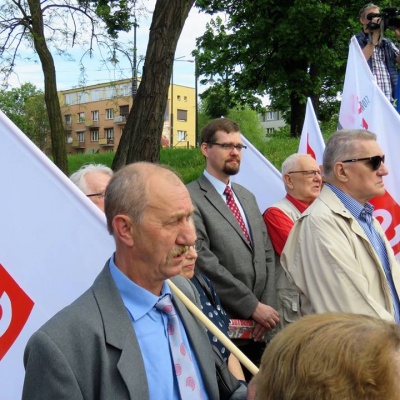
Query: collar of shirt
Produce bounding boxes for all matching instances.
[109,253,171,321]
[286,193,309,213]
[325,183,374,222]
[203,169,230,196]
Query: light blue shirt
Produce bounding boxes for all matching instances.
[203,169,252,239]
[109,255,209,399]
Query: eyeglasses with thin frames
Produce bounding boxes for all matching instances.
[341,155,385,171]
[207,142,247,151]
[191,239,203,252]
[86,192,105,198]
[288,170,321,177]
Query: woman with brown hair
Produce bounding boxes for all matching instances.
[252,313,400,400]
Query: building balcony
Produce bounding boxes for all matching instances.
[63,123,72,132]
[85,120,100,128]
[99,138,114,146]
[114,115,127,125]
[71,141,86,148]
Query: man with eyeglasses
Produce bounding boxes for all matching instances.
[281,129,400,323]
[187,118,278,378]
[263,153,322,330]
[70,163,114,212]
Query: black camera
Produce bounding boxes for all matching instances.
[367,7,400,31]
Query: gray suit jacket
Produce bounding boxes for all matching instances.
[22,262,219,400]
[187,174,276,319]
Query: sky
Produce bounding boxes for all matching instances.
[7,3,218,93]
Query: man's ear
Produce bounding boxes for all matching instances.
[200,142,208,158]
[334,162,349,183]
[112,215,134,246]
[283,173,294,189]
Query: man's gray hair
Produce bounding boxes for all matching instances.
[281,153,314,176]
[70,163,114,194]
[323,129,377,179]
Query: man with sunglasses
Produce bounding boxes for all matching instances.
[187,118,278,378]
[281,129,400,323]
[263,153,322,330]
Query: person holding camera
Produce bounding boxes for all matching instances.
[356,3,400,101]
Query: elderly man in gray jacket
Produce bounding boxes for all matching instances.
[22,163,221,400]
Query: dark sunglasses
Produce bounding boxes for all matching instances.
[341,155,385,171]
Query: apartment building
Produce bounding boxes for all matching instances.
[59,78,196,155]
[260,109,286,135]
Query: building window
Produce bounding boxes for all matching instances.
[91,110,99,121]
[77,112,85,123]
[106,109,114,119]
[78,91,89,104]
[119,84,131,97]
[267,111,275,121]
[119,105,129,117]
[91,130,99,142]
[105,128,114,143]
[91,88,102,101]
[266,128,275,134]
[77,131,85,142]
[105,86,117,99]
[177,109,187,121]
[65,114,72,125]
[184,96,188,102]
[64,93,76,105]
[177,95,181,101]
[177,130,187,141]
[105,149,114,154]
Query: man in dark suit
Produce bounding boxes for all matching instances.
[187,118,279,374]
[22,162,219,400]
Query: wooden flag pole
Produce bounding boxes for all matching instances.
[168,279,259,376]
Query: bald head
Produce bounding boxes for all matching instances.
[104,162,184,234]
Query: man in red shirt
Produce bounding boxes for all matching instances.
[263,153,322,329]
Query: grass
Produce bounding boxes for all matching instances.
[67,127,333,183]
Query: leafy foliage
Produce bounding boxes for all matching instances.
[0,83,50,150]
[193,0,390,136]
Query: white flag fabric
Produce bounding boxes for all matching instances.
[231,135,285,213]
[339,37,400,259]
[298,97,325,164]
[0,110,114,399]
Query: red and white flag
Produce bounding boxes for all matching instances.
[0,110,114,398]
[231,134,285,213]
[298,97,325,164]
[339,37,400,260]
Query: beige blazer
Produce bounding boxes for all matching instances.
[281,185,400,321]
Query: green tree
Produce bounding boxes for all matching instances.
[194,0,384,137]
[0,83,50,150]
[0,0,133,174]
[25,93,51,151]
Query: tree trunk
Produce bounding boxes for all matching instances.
[290,91,306,138]
[112,0,195,170]
[27,0,68,175]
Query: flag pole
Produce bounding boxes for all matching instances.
[168,279,259,376]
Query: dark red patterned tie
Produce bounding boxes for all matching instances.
[224,185,251,245]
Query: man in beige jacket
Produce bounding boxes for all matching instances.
[281,129,400,322]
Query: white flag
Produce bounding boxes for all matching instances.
[298,97,325,164]
[339,37,400,259]
[0,110,114,399]
[231,135,285,213]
